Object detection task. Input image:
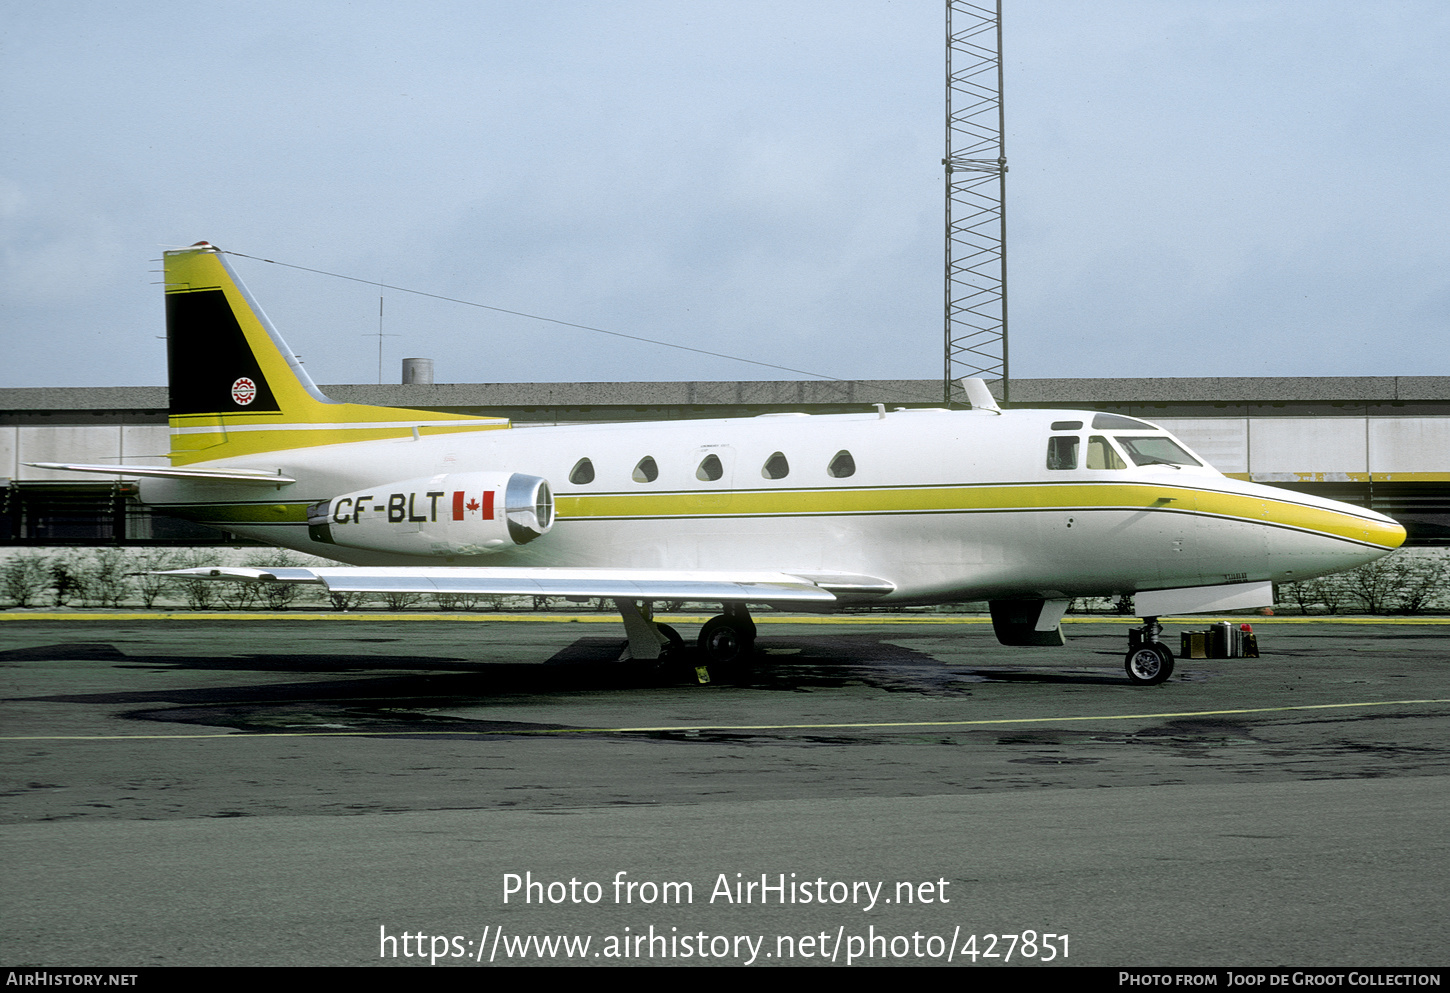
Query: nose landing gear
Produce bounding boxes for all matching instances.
[1125,616,1175,685]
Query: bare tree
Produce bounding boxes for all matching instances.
[1344,556,1410,614]
[81,548,133,607]
[49,553,83,607]
[130,548,182,607]
[328,590,370,611]
[1310,575,1350,614]
[1394,555,1448,614]
[2,552,51,608]
[381,591,422,611]
[1279,580,1320,614]
[175,550,220,610]
[244,550,313,610]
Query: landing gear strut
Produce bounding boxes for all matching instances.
[1124,615,1175,685]
[614,599,682,662]
[697,602,756,666]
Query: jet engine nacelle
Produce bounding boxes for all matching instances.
[308,472,553,556]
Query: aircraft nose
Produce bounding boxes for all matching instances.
[1341,502,1406,554]
[1210,479,1406,584]
[1280,492,1406,577]
[1381,514,1408,551]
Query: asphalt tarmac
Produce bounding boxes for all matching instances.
[1,611,1447,968]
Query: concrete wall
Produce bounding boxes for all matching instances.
[1154,417,1448,480]
[0,425,171,481]
[3,418,1445,482]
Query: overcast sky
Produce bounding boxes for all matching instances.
[3,1,1447,390]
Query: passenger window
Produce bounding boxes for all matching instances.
[827,450,856,478]
[632,456,659,483]
[1086,436,1127,470]
[696,454,724,481]
[762,452,790,479]
[569,458,595,485]
[1046,436,1079,470]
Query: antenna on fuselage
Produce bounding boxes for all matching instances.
[961,377,1002,414]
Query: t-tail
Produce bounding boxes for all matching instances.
[164,242,506,465]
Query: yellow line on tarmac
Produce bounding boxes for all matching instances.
[0,610,626,623]
[3,611,1448,625]
[5,610,969,623]
[5,698,1446,741]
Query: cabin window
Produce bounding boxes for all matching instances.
[828,450,856,478]
[1086,436,1127,470]
[1046,436,1079,470]
[762,452,790,479]
[1050,420,1083,431]
[569,458,595,485]
[1118,436,1201,468]
[696,454,724,481]
[632,456,659,483]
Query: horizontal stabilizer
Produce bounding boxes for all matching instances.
[26,462,296,485]
[158,566,841,604]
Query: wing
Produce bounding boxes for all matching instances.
[159,566,895,604]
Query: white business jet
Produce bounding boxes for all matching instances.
[33,244,1406,684]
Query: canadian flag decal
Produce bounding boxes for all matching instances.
[452,490,494,521]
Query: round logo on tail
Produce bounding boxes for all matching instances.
[231,377,257,405]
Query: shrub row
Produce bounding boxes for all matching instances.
[0,548,613,612]
[1063,550,1449,616]
[2,547,1446,614]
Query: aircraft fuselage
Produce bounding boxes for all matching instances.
[139,404,1403,606]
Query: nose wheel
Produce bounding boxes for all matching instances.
[1124,615,1175,685]
[1125,643,1175,684]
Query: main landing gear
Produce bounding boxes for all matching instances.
[614,599,683,662]
[1124,615,1175,685]
[697,602,756,666]
[613,600,757,684]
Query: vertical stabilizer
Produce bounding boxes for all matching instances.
[164,243,506,465]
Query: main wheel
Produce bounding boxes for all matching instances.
[655,622,685,656]
[1124,644,1175,685]
[697,616,755,665]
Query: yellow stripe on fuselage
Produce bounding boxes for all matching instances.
[1188,487,1398,548]
[164,481,1402,551]
[555,481,1403,550]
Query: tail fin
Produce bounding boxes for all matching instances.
[164,243,506,465]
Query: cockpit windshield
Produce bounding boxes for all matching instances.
[1117,436,1201,468]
